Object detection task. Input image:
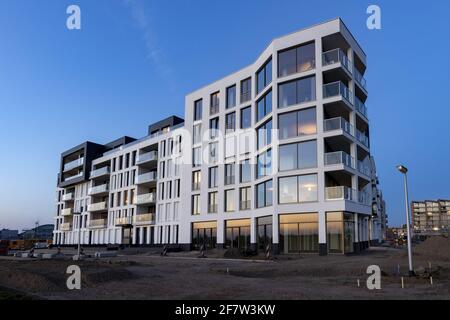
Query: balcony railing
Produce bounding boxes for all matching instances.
[136,151,158,164]
[208,204,218,214]
[88,201,107,212]
[60,223,72,231]
[62,193,74,201]
[64,158,84,172]
[354,68,367,90]
[240,200,251,210]
[356,129,370,147]
[134,213,155,224]
[358,191,371,206]
[324,151,355,168]
[88,184,109,195]
[65,172,83,181]
[322,48,352,74]
[354,96,368,119]
[357,160,371,176]
[90,166,110,179]
[61,208,73,216]
[325,186,356,201]
[323,81,353,104]
[116,216,132,226]
[324,117,354,136]
[136,193,156,205]
[89,219,107,228]
[136,172,157,184]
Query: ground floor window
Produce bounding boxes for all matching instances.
[257,216,273,251]
[279,213,318,254]
[326,212,354,254]
[225,219,251,250]
[192,221,217,249]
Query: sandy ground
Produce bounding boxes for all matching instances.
[0,237,449,300]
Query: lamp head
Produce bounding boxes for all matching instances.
[397,165,408,174]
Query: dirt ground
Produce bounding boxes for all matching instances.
[0,237,449,300]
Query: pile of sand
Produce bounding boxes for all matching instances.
[413,236,450,261]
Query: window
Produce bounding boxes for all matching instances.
[192,195,200,215]
[240,78,252,103]
[209,142,218,163]
[279,140,317,171]
[225,163,235,185]
[279,213,318,254]
[194,99,202,121]
[225,189,235,212]
[257,149,272,179]
[210,117,219,139]
[278,76,316,108]
[240,159,252,183]
[225,112,236,133]
[240,106,251,129]
[193,147,202,167]
[226,85,236,109]
[256,90,272,122]
[257,58,272,94]
[256,179,273,208]
[278,42,315,77]
[278,108,316,139]
[193,124,202,144]
[278,174,318,204]
[208,192,218,213]
[240,187,251,210]
[192,171,201,190]
[210,92,220,115]
[209,166,218,188]
[257,120,272,149]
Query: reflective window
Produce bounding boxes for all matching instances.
[240,78,252,103]
[278,174,318,204]
[257,149,272,179]
[192,194,200,215]
[279,176,298,203]
[226,85,236,109]
[194,99,202,121]
[279,140,317,171]
[278,76,316,108]
[257,58,272,94]
[298,174,318,202]
[225,189,235,212]
[193,124,202,144]
[210,92,220,115]
[209,142,218,163]
[278,42,315,77]
[192,147,201,167]
[257,120,272,150]
[225,112,236,133]
[257,90,272,122]
[240,187,251,210]
[208,192,218,213]
[240,159,252,183]
[209,166,218,188]
[210,117,219,139]
[240,106,252,129]
[279,143,297,171]
[279,213,318,253]
[278,108,316,139]
[256,179,273,208]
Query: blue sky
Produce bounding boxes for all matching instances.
[0,0,449,230]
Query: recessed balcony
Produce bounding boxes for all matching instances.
[88,184,109,196]
[322,48,352,75]
[358,190,371,206]
[60,223,72,231]
[136,193,156,205]
[324,117,354,136]
[89,219,107,229]
[136,151,158,165]
[323,81,353,105]
[61,208,73,216]
[116,216,132,226]
[64,172,83,182]
[133,213,155,225]
[357,160,371,177]
[63,158,84,172]
[136,172,157,185]
[356,129,369,148]
[62,193,74,202]
[324,151,355,169]
[90,166,110,179]
[355,96,368,120]
[325,186,356,201]
[88,201,107,212]
[354,68,367,92]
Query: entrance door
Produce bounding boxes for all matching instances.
[122,227,132,245]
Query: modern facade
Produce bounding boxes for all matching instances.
[53,18,384,255]
[412,200,450,235]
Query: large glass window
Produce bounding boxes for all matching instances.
[210,92,220,115]
[226,85,236,109]
[240,159,252,183]
[225,163,235,185]
[256,179,273,208]
[210,117,219,139]
[240,187,251,210]
[192,195,200,215]
[192,147,201,167]
[209,142,218,163]
[225,189,235,212]
[256,90,272,122]
[193,124,202,144]
[209,166,218,188]
[279,176,298,203]
[240,78,252,103]
[257,216,273,251]
[257,58,272,94]
[278,108,316,139]
[192,170,201,190]
[208,192,218,213]
[278,76,316,108]
[225,112,236,133]
[278,42,315,77]
[257,149,272,179]
[194,99,202,121]
[298,174,318,202]
[279,140,317,171]
[257,120,272,149]
[279,213,318,253]
[326,212,355,254]
[192,222,217,249]
[225,219,251,250]
[240,106,252,129]
[278,174,318,204]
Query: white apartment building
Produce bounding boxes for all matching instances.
[54,18,383,255]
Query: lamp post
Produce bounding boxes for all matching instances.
[396,165,414,276]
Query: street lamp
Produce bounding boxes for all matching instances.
[396,165,414,276]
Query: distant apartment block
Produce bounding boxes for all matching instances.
[53,18,385,255]
[412,200,450,235]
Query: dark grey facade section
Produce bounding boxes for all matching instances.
[148,116,184,135]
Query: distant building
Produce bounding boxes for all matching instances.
[412,200,450,235]
[19,224,54,240]
[0,229,19,240]
[369,157,388,242]
[386,225,407,241]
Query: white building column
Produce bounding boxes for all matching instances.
[217,219,225,248]
[272,213,279,254]
[318,210,327,255]
[354,213,359,253]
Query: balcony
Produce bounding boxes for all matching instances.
[136,193,156,205]
[89,219,107,229]
[354,68,367,91]
[354,96,368,119]
[134,213,155,225]
[324,151,355,169]
[240,200,251,210]
[61,208,73,216]
[90,166,110,179]
[208,204,218,214]
[88,183,109,196]
[325,186,356,201]
[116,216,132,226]
[323,81,353,105]
[357,160,371,177]
[324,117,354,136]
[88,201,107,212]
[358,191,371,206]
[356,129,369,147]
[136,151,158,165]
[65,172,83,182]
[136,172,157,185]
[64,158,84,172]
[62,193,74,201]
[60,223,72,231]
[322,48,352,74]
